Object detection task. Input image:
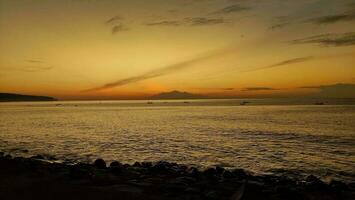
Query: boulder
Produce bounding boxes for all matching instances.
[109,161,122,168]
[93,158,106,169]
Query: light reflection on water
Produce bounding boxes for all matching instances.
[0,99,354,182]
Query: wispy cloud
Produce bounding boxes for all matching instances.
[20,66,53,72]
[145,17,227,27]
[105,15,124,24]
[186,17,226,26]
[291,32,355,47]
[146,20,182,26]
[82,46,238,92]
[242,87,279,91]
[111,24,129,34]
[213,4,250,15]
[308,13,355,24]
[26,59,44,63]
[243,56,314,73]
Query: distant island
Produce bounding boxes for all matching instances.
[150,90,206,99]
[0,93,57,102]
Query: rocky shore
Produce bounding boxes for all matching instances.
[0,153,354,200]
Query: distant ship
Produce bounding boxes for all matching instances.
[240,101,250,105]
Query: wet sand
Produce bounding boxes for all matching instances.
[0,153,354,200]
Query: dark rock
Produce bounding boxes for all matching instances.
[179,165,188,172]
[141,161,152,168]
[330,180,348,191]
[0,152,4,157]
[188,167,200,177]
[4,154,12,159]
[215,166,225,174]
[223,170,235,179]
[123,164,130,168]
[305,175,328,190]
[232,168,247,178]
[30,155,44,160]
[133,161,141,167]
[152,161,170,172]
[109,161,122,168]
[205,191,218,200]
[184,187,199,193]
[93,158,106,169]
[203,168,217,177]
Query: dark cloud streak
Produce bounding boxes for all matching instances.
[146,20,181,26]
[111,25,129,34]
[243,56,314,73]
[242,87,279,91]
[291,32,355,47]
[82,47,238,92]
[213,4,250,15]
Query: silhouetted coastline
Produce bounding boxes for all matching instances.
[0,93,56,102]
[0,153,353,200]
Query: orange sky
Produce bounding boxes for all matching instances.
[0,0,355,99]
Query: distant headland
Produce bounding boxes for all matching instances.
[0,93,57,102]
[150,90,206,99]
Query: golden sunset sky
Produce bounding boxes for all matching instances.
[0,0,355,99]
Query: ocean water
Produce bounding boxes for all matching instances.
[0,99,355,182]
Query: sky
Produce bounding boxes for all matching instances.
[0,0,355,100]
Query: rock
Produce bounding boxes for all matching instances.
[141,161,152,168]
[0,152,4,157]
[232,168,247,178]
[152,161,169,172]
[330,180,348,191]
[215,166,225,175]
[184,187,199,193]
[109,161,122,168]
[223,170,235,179]
[203,168,217,177]
[30,155,44,160]
[306,175,322,184]
[305,175,327,190]
[188,167,200,177]
[205,191,218,200]
[133,162,141,167]
[93,158,106,169]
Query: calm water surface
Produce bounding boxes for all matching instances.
[1,99,354,182]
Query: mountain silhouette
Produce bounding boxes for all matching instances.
[150,90,206,99]
[0,93,57,102]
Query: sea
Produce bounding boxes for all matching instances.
[0,98,354,182]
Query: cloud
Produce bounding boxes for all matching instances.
[26,59,44,63]
[82,46,238,92]
[300,83,355,98]
[269,23,290,30]
[243,56,314,73]
[186,17,226,26]
[20,66,53,72]
[145,20,182,26]
[111,25,129,34]
[213,4,250,14]
[310,14,355,24]
[298,86,320,89]
[242,87,279,91]
[291,32,355,47]
[145,17,227,27]
[105,15,124,24]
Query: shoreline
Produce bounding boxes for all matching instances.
[0,153,354,200]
